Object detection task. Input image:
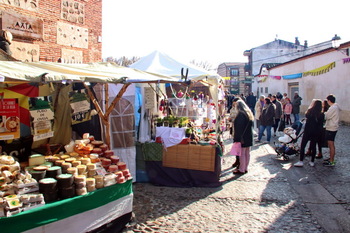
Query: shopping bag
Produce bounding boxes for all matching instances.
[278,119,285,132]
[230,142,242,156]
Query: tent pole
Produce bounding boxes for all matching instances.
[105,83,131,116]
[104,83,111,149]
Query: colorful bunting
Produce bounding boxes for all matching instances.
[269,75,281,80]
[257,75,268,83]
[343,57,350,64]
[302,62,335,77]
[282,73,303,79]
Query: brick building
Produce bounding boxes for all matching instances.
[0,0,102,63]
[217,62,251,95]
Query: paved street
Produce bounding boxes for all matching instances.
[122,124,350,233]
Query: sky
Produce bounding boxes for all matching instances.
[102,0,350,68]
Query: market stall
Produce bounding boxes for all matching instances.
[130,51,225,187]
[0,61,175,232]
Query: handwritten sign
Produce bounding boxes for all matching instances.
[144,87,155,109]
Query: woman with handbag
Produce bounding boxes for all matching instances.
[232,99,254,174]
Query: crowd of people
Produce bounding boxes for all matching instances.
[226,91,340,175]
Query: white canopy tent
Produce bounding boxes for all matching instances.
[129,51,224,143]
[0,61,175,83]
[129,50,221,84]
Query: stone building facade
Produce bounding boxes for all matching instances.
[0,0,102,63]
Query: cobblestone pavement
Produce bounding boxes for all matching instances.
[121,124,350,233]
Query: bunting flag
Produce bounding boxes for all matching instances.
[256,75,268,83]
[343,57,350,64]
[282,73,303,80]
[269,75,281,80]
[302,62,335,77]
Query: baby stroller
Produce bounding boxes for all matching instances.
[274,120,304,161]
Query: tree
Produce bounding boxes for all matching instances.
[104,56,140,67]
[190,59,213,71]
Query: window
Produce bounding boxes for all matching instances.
[265,87,268,93]
[260,87,263,93]
[230,68,239,76]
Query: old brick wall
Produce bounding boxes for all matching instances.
[0,0,102,63]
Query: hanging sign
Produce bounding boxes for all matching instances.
[29,96,54,141]
[0,98,21,140]
[69,91,91,125]
[144,87,155,109]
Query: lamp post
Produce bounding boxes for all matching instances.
[332,34,341,48]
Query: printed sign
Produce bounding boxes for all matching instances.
[0,99,21,140]
[69,91,91,125]
[29,96,54,141]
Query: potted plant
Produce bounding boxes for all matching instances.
[163,116,169,127]
[168,115,175,127]
[185,127,192,137]
[178,117,188,128]
[155,117,163,127]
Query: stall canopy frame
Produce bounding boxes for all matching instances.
[0,60,183,148]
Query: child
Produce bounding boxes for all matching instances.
[283,98,292,125]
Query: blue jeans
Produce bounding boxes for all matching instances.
[258,125,272,142]
[293,113,300,123]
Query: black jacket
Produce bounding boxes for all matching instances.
[304,112,325,140]
[233,111,253,147]
[259,103,275,126]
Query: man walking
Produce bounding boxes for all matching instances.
[246,92,257,115]
[292,91,302,123]
[323,94,340,167]
[271,95,283,136]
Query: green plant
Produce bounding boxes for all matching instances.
[185,127,193,135]
[155,117,163,126]
[179,117,189,127]
[163,116,169,126]
[167,115,175,126]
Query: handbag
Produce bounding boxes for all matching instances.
[230,142,242,156]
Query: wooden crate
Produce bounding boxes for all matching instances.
[162,144,216,172]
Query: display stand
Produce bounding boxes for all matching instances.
[0,180,133,233]
[142,142,221,187]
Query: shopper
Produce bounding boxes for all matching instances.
[256,98,275,143]
[323,94,341,167]
[283,97,292,125]
[294,99,324,167]
[306,99,330,159]
[292,91,302,123]
[254,95,265,134]
[246,92,257,115]
[232,99,254,174]
[271,95,283,136]
[228,97,241,169]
